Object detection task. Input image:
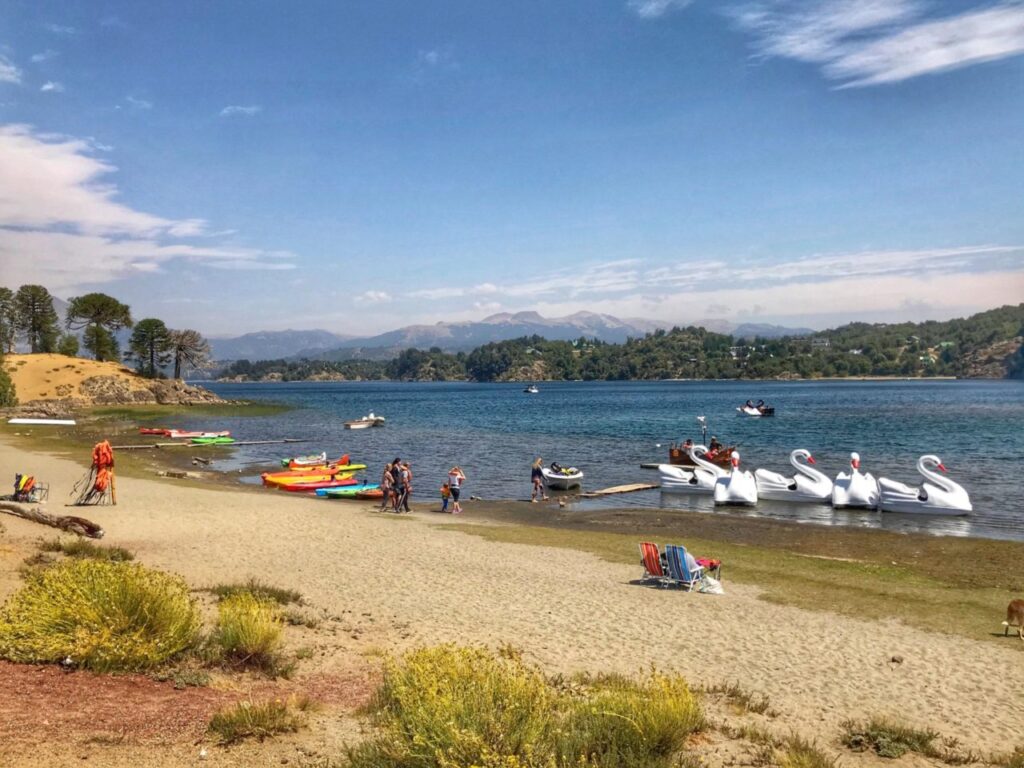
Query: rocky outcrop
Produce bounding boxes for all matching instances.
[960,337,1022,379]
[76,375,223,405]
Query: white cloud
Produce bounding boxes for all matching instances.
[355,290,392,304]
[628,0,694,18]
[125,95,152,109]
[731,0,1024,87]
[40,81,64,93]
[43,23,77,35]
[220,105,262,117]
[30,50,58,63]
[0,55,21,84]
[0,124,294,293]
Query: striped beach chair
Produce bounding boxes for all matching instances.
[664,544,705,591]
[639,542,669,585]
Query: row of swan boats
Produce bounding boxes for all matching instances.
[658,447,972,515]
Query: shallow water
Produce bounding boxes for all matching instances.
[189,379,1024,541]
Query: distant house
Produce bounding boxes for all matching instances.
[811,338,831,349]
[847,348,863,355]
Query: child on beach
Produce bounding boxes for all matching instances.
[440,482,451,513]
[380,463,393,511]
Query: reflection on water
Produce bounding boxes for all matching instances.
[191,379,1023,542]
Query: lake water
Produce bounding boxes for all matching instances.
[191,379,1024,542]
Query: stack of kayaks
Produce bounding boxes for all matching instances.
[316,484,383,500]
[261,457,368,494]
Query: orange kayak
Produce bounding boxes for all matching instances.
[261,465,365,487]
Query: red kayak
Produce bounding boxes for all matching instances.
[275,476,360,493]
[139,428,171,436]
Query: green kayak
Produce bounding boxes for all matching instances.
[191,436,236,445]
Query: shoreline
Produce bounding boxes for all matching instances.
[1,432,1023,763]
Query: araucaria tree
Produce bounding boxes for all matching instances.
[13,285,60,353]
[169,329,211,379]
[66,292,133,361]
[126,318,172,378]
[0,287,16,353]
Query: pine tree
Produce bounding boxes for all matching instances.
[125,318,172,378]
[13,285,59,353]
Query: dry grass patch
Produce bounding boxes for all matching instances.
[38,537,134,562]
[209,591,290,676]
[209,578,302,606]
[207,696,312,745]
[704,681,775,716]
[840,717,982,763]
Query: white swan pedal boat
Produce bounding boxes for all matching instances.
[659,445,723,494]
[755,449,832,502]
[541,466,583,490]
[737,400,775,417]
[714,451,758,506]
[831,452,879,509]
[878,454,972,516]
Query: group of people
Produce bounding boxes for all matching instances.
[379,459,466,514]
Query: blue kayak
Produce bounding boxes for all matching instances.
[316,483,382,499]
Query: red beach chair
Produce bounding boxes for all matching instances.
[639,542,669,585]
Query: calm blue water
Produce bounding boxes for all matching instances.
[186,380,1024,541]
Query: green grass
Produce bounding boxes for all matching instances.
[38,537,135,562]
[348,644,704,768]
[207,697,309,745]
[443,523,1019,646]
[210,592,285,674]
[0,559,201,672]
[209,578,302,605]
[841,718,938,759]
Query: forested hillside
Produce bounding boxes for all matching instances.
[217,304,1024,382]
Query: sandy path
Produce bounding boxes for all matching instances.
[2,437,1022,754]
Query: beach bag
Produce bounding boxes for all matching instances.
[698,575,724,595]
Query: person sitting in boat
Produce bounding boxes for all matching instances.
[682,438,693,451]
[707,436,722,459]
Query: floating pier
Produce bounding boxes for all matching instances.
[579,483,658,498]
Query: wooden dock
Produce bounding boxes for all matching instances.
[579,483,657,498]
[111,438,308,450]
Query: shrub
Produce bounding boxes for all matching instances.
[1003,747,1024,768]
[779,735,840,768]
[841,718,938,759]
[555,672,705,767]
[209,578,301,605]
[703,681,773,715]
[0,559,200,672]
[208,698,307,745]
[348,645,705,768]
[211,592,283,673]
[39,537,134,562]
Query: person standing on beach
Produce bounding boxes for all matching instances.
[447,466,466,514]
[379,463,393,511]
[398,461,413,513]
[531,457,547,502]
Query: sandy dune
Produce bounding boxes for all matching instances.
[1,436,1022,755]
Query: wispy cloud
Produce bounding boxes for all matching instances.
[0,124,294,292]
[355,290,392,304]
[30,49,58,63]
[43,23,77,35]
[40,81,64,93]
[0,55,21,84]
[125,95,152,109]
[627,0,695,18]
[731,0,1024,87]
[220,104,262,117]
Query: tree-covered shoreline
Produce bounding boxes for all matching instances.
[217,304,1024,383]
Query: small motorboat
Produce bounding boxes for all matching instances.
[167,429,231,439]
[831,452,879,509]
[737,400,775,417]
[541,464,584,490]
[659,445,724,494]
[713,451,758,506]
[523,384,539,394]
[755,449,832,502]
[878,455,972,516]
[344,412,385,429]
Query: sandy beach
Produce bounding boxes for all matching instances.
[1,433,1023,766]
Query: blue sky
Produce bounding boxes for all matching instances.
[1,0,1022,335]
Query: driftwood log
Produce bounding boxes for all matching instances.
[0,501,105,539]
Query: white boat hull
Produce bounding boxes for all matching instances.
[344,421,372,429]
[754,469,832,502]
[832,471,879,509]
[541,468,583,490]
[7,418,76,426]
[878,480,972,516]
[658,464,716,494]
[714,470,758,506]
[736,406,763,417]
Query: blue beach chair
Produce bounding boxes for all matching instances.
[664,544,704,591]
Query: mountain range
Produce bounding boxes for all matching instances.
[207,311,815,362]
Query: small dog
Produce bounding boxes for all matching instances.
[1003,599,1024,641]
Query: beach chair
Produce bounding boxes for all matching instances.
[639,542,669,585]
[664,544,705,591]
